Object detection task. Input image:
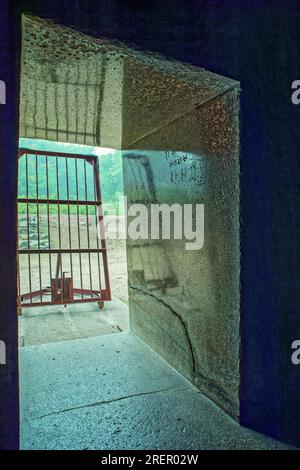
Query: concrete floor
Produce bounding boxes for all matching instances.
[20,332,290,450]
[19,297,129,346]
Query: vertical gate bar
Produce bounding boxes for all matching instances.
[17,155,20,303]
[65,157,73,282]
[17,213,21,306]
[84,158,93,299]
[56,156,62,278]
[93,159,102,294]
[35,153,43,302]
[25,153,32,303]
[45,155,53,286]
[94,156,111,298]
[75,158,83,299]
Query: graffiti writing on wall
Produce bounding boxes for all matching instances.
[163,151,205,187]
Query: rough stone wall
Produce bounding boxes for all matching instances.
[20,16,124,148]
[121,57,236,148]
[20,16,237,150]
[123,88,240,417]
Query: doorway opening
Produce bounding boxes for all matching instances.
[18,14,240,449]
[18,138,129,347]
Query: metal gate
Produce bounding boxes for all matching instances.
[17,148,111,312]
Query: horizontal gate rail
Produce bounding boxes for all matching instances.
[18,197,101,206]
[19,248,106,255]
[18,148,96,162]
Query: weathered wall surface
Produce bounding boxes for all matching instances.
[121,57,236,148]
[123,88,240,417]
[20,16,124,148]
[20,15,237,151]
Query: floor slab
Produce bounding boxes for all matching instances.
[19,296,129,347]
[20,333,291,450]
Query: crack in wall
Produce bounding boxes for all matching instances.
[29,385,188,421]
[128,285,239,417]
[94,54,106,146]
[129,282,196,377]
[132,291,192,360]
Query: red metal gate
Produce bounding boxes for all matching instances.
[17,148,111,311]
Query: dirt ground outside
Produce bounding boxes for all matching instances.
[18,213,128,304]
[18,214,129,346]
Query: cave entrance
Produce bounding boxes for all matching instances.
[17,139,129,346]
[18,13,240,448]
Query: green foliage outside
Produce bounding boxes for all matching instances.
[18,139,124,215]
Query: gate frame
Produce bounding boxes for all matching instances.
[17,148,111,310]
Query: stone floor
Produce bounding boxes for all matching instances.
[19,296,129,347]
[20,332,291,450]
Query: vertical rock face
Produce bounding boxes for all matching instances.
[20,15,240,419]
[123,86,240,418]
